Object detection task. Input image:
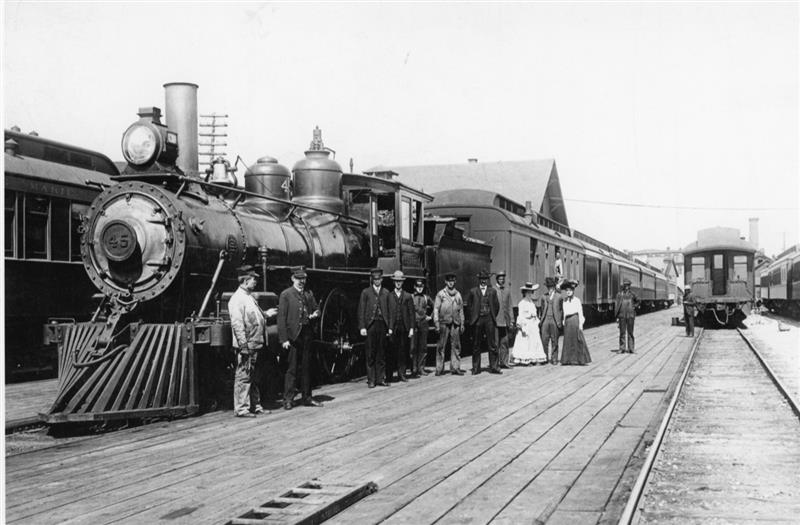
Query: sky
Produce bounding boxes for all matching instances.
[3,1,798,257]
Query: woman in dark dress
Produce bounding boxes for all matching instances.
[560,279,592,365]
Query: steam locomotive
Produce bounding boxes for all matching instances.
[41,83,489,423]
[683,227,757,327]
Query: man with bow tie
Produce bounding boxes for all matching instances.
[466,270,501,374]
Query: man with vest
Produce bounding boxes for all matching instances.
[358,268,392,388]
[433,272,465,375]
[277,266,321,410]
[494,270,515,368]
[614,278,640,353]
[386,270,415,382]
[538,277,563,365]
[466,270,501,374]
[229,265,277,417]
[410,277,433,377]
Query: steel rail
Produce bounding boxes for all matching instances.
[617,328,704,525]
[737,328,800,420]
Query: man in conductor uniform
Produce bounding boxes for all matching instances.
[539,277,563,365]
[615,278,640,353]
[358,268,392,388]
[467,270,501,374]
[494,271,515,368]
[386,270,415,382]
[229,265,277,417]
[278,266,322,410]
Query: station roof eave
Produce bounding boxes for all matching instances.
[369,158,569,226]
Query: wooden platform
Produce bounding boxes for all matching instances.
[6,308,692,524]
[4,378,58,430]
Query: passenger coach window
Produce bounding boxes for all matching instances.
[411,200,422,243]
[529,238,537,265]
[401,197,411,241]
[71,203,89,261]
[691,257,704,281]
[5,192,17,258]
[51,198,70,261]
[733,256,747,280]
[24,195,49,259]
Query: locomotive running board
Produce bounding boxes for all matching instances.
[40,322,199,423]
[223,480,378,525]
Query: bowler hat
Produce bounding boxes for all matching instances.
[291,266,307,279]
[414,277,426,285]
[391,270,406,281]
[445,272,457,280]
[495,271,506,279]
[520,282,539,292]
[477,270,490,279]
[237,265,259,279]
[561,279,579,290]
[369,267,383,277]
[545,277,557,288]
[622,278,632,286]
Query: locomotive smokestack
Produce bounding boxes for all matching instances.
[749,217,759,249]
[164,82,199,175]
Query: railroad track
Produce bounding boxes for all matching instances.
[619,328,800,524]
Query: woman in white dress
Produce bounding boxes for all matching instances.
[511,282,548,365]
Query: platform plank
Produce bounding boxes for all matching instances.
[5,309,694,524]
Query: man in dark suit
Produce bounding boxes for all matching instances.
[466,270,501,374]
[614,278,640,353]
[538,277,563,364]
[683,285,696,337]
[386,270,415,382]
[494,271,515,368]
[358,268,393,388]
[277,266,321,410]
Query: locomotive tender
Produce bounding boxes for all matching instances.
[759,244,800,318]
[683,227,757,327]
[41,83,489,423]
[4,128,117,381]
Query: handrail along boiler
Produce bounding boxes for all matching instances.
[41,83,489,423]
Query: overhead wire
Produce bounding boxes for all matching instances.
[563,198,797,211]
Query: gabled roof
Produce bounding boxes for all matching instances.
[368,159,568,226]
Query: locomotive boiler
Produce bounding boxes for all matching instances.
[41,83,490,424]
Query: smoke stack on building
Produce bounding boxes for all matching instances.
[749,217,759,250]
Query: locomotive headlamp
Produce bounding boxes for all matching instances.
[121,107,178,169]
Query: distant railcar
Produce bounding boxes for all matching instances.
[427,189,674,325]
[683,227,757,327]
[4,129,117,381]
[760,245,800,318]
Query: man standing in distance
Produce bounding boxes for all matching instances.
[278,266,321,410]
[358,268,392,387]
[683,284,696,337]
[614,278,640,353]
[494,271,514,368]
[410,277,433,377]
[466,270,501,374]
[433,272,465,375]
[538,277,563,365]
[229,265,277,417]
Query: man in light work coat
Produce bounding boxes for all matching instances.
[494,271,515,368]
[615,278,640,353]
[433,272,465,376]
[277,266,321,410]
[229,265,277,417]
